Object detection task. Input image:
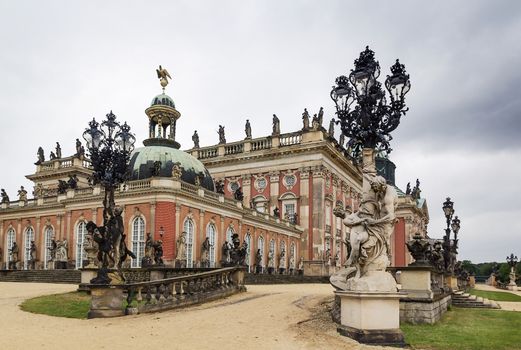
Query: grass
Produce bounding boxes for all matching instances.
[20,291,90,319]
[469,288,521,302]
[402,308,521,350]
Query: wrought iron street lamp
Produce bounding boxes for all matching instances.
[330,46,411,158]
[83,111,135,283]
[507,253,518,269]
[441,197,462,273]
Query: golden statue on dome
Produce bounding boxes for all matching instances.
[156,65,172,91]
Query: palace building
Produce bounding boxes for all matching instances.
[0,75,428,274]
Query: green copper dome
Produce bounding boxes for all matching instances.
[150,93,175,108]
[128,145,215,191]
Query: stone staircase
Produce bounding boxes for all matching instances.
[0,270,80,284]
[452,291,501,309]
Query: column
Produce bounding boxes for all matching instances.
[242,175,252,208]
[312,165,325,260]
[299,167,311,260]
[150,203,156,236]
[269,171,280,214]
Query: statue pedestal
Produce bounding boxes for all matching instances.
[446,275,459,291]
[507,282,518,291]
[335,290,405,347]
[87,285,125,319]
[399,266,433,299]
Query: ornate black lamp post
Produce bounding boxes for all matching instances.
[441,197,462,273]
[330,46,411,158]
[83,111,135,282]
[507,253,518,269]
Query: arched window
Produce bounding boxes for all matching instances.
[24,227,35,270]
[131,217,145,268]
[279,240,286,268]
[5,228,15,268]
[244,232,252,272]
[290,242,296,269]
[269,239,276,267]
[184,218,195,268]
[75,221,87,269]
[206,223,217,267]
[44,227,54,270]
[257,236,264,267]
[226,226,234,243]
[252,195,267,213]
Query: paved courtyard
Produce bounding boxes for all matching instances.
[0,282,389,350]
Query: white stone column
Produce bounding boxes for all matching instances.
[299,167,311,261]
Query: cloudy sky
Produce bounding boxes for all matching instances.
[0,1,519,263]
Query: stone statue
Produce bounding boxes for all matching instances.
[150,161,161,177]
[338,133,345,148]
[29,241,37,269]
[153,239,164,266]
[272,114,280,135]
[141,232,154,267]
[35,147,45,165]
[156,65,172,90]
[218,125,226,144]
[55,142,62,158]
[49,239,57,262]
[245,119,252,139]
[302,108,310,130]
[201,237,211,267]
[273,207,280,218]
[411,179,421,199]
[50,151,57,160]
[331,149,398,292]
[279,249,286,271]
[55,239,68,269]
[405,182,411,195]
[171,162,183,180]
[192,130,200,148]
[84,222,99,268]
[175,231,187,267]
[75,139,82,156]
[17,186,28,203]
[67,175,78,189]
[298,257,304,275]
[428,241,445,272]
[328,118,335,137]
[289,251,295,272]
[255,249,262,273]
[317,107,324,126]
[215,179,225,194]
[1,189,9,204]
[234,186,244,201]
[33,184,45,198]
[57,180,68,194]
[268,249,274,269]
[335,252,341,268]
[221,241,231,264]
[312,114,319,130]
[9,242,19,269]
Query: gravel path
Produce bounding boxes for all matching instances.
[0,282,391,350]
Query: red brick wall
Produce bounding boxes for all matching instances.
[393,217,406,267]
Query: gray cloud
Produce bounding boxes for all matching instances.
[0,0,519,262]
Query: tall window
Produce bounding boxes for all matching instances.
[184,219,195,268]
[206,224,217,267]
[279,240,286,268]
[290,242,296,269]
[23,227,35,270]
[269,239,276,267]
[6,228,15,267]
[131,217,145,268]
[226,226,234,243]
[75,221,87,269]
[44,227,54,269]
[257,236,264,267]
[245,232,252,272]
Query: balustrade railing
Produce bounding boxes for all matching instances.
[251,137,272,151]
[126,179,151,190]
[279,132,302,146]
[180,182,198,194]
[59,159,73,168]
[75,187,93,196]
[199,147,218,159]
[123,267,244,314]
[224,143,244,155]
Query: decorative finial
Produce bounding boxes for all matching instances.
[156,65,172,92]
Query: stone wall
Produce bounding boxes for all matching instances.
[399,293,451,324]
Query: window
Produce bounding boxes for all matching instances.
[75,222,87,269]
[131,217,145,268]
[325,203,332,226]
[207,224,217,267]
[257,236,264,267]
[184,219,195,268]
[24,227,35,270]
[269,239,276,267]
[245,232,251,272]
[284,175,296,188]
[5,228,15,267]
[226,226,234,243]
[252,196,267,213]
[279,240,286,268]
[290,242,296,269]
[44,227,54,269]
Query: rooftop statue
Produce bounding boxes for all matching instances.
[245,119,252,139]
[156,65,172,91]
[55,142,62,158]
[192,130,200,148]
[35,147,45,165]
[272,114,280,135]
[302,108,310,130]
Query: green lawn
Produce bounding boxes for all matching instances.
[402,308,521,350]
[20,291,90,319]
[469,288,521,302]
